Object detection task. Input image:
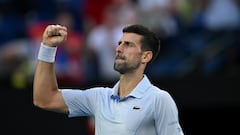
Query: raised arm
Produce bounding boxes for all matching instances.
[33,24,68,113]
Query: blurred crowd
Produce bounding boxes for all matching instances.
[0,0,240,90]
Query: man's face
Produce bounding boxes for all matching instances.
[114,33,143,74]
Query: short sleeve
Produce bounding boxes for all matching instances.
[61,88,104,117]
[154,91,184,135]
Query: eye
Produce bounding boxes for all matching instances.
[118,41,134,47]
[125,41,130,46]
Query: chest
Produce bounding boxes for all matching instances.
[95,98,155,134]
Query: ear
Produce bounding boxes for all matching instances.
[142,51,153,64]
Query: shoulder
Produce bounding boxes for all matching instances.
[62,87,113,97]
[149,86,176,105]
[149,86,179,116]
[86,87,112,95]
[150,85,172,98]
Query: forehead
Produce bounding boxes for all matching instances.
[120,33,142,44]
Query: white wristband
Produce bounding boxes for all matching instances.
[38,43,57,63]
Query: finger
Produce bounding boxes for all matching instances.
[59,29,67,37]
[46,25,67,37]
[56,24,67,31]
[48,26,61,36]
[57,25,68,36]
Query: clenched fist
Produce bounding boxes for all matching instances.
[42,24,68,47]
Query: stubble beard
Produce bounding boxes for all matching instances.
[114,59,141,74]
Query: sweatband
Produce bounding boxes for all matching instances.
[37,43,57,63]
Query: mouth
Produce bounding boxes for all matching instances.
[115,55,125,60]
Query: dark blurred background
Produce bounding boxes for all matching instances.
[0,0,240,135]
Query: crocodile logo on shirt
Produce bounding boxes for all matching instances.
[133,106,141,110]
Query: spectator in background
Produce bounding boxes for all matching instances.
[203,0,240,31]
[86,5,123,82]
[53,9,86,85]
[84,0,113,28]
[136,0,180,38]
[199,0,240,75]
[0,39,31,89]
[135,0,189,78]
[111,0,139,26]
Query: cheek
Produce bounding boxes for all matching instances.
[125,49,143,61]
[128,53,142,63]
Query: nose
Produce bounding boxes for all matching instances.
[116,43,123,53]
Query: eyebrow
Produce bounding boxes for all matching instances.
[118,41,135,46]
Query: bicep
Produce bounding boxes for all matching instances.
[44,89,69,114]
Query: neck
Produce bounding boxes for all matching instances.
[118,72,144,98]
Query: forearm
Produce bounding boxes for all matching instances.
[33,24,68,112]
[33,60,59,108]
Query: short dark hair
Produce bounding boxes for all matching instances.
[122,24,160,63]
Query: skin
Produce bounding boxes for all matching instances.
[114,33,153,98]
[33,24,153,114]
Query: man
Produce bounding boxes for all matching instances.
[33,24,184,135]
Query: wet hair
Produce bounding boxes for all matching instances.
[122,24,160,63]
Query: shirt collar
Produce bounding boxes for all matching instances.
[111,74,152,99]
